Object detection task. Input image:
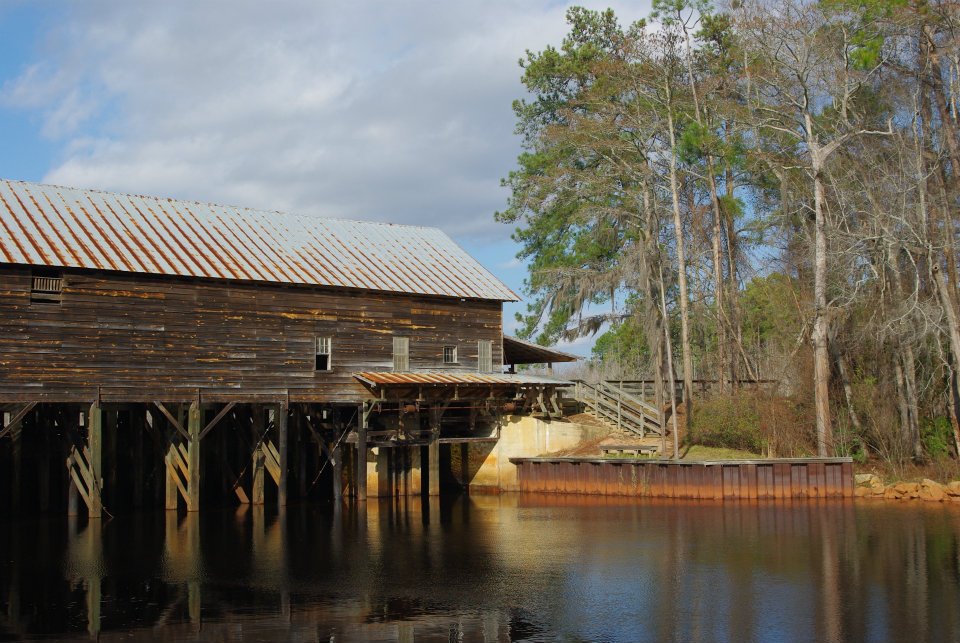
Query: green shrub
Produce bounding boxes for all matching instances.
[921,417,954,460]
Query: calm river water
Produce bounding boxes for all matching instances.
[0,495,958,642]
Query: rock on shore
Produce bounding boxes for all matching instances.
[854,475,960,502]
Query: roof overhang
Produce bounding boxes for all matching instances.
[354,371,572,390]
[502,335,580,366]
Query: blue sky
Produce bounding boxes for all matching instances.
[0,0,650,356]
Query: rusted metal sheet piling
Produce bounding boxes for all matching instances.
[510,457,854,499]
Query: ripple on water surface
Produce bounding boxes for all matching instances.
[0,496,957,642]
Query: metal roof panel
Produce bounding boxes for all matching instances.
[0,179,520,301]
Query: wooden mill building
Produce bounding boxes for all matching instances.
[0,179,574,517]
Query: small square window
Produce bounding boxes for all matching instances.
[315,337,331,371]
[31,271,63,304]
[443,346,458,364]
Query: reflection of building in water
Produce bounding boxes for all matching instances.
[65,519,103,638]
[0,498,958,641]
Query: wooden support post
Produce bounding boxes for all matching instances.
[132,408,144,509]
[460,442,470,490]
[428,440,440,496]
[11,419,21,514]
[252,405,265,505]
[357,403,367,501]
[377,448,391,498]
[332,442,343,501]
[428,406,442,497]
[296,409,307,498]
[164,442,179,511]
[187,402,200,512]
[88,402,103,519]
[409,446,422,495]
[277,401,288,507]
[105,407,118,496]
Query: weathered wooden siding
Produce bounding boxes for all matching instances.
[0,266,503,403]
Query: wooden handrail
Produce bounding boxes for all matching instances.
[572,379,662,437]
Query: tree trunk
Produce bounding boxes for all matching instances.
[666,85,695,422]
[902,344,922,459]
[680,16,728,394]
[893,354,911,459]
[830,340,862,435]
[658,261,681,459]
[933,264,960,402]
[885,241,923,459]
[707,167,728,394]
[724,153,743,388]
[933,265,960,478]
[808,124,833,456]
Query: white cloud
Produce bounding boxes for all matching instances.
[4,0,651,238]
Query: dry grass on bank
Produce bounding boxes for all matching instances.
[679,445,763,460]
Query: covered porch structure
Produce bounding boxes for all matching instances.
[349,371,572,497]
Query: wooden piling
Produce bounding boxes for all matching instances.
[428,408,440,497]
[252,405,265,505]
[332,443,343,501]
[428,441,440,497]
[132,407,144,508]
[87,402,103,519]
[11,419,21,514]
[277,402,288,507]
[356,404,367,501]
[164,442,179,511]
[187,402,200,512]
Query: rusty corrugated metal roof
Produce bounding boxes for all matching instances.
[354,371,571,387]
[0,179,519,301]
[502,335,580,365]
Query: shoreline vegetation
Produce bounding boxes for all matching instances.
[499,3,960,477]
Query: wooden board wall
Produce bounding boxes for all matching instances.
[0,266,504,403]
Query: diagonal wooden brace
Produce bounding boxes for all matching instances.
[0,402,37,441]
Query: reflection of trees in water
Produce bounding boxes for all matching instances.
[0,499,956,641]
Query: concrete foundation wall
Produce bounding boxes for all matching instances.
[463,416,606,492]
[358,417,606,497]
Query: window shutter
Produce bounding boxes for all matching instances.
[478,340,492,373]
[393,337,409,372]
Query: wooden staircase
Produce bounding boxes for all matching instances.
[571,380,663,438]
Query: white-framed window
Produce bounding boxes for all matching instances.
[443,345,458,364]
[315,337,332,371]
[31,271,63,304]
[477,340,493,373]
[393,337,409,372]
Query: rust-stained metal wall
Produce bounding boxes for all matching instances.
[510,457,855,499]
